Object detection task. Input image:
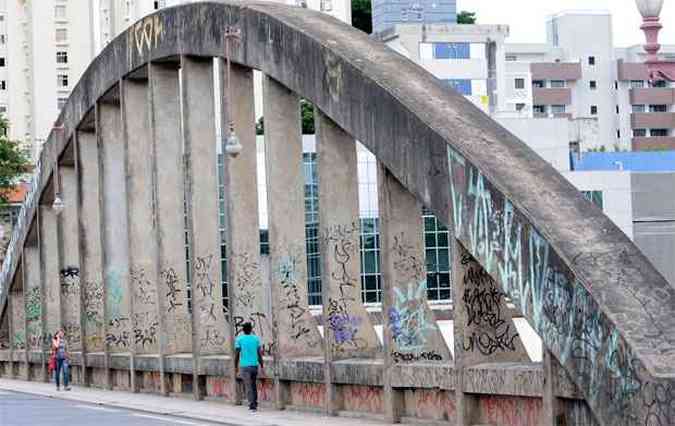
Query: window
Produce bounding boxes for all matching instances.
[424,209,450,301]
[533,105,546,115]
[56,51,68,64]
[550,80,566,88]
[432,42,470,59]
[154,0,166,9]
[651,80,667,88]
[649,104,667,112]
[616,105,620,114]
[55,29,67,42]
[515,103,526,112]
[0,106,6,114]
[320,0,333,12]
[632,104,646,113]
[615,81,619,90]
[55,5,66,19]
[590,105,598,115]
[532,80,545,88]
[360,218,381,304]
[0,35,5,45]
[590,80,597,90]
[633,128,647,137]
[514,78,525,89]
[444,79,472,96]
[259,230,269,256]
[0,58,5,67]
[617,130,621,139]
[506,55,517,62]
[57,74,68,88]
[551,105,566,114]
[582,191,603,210]
[0,81,5,90]
[651,129,669,137]
[57,98,68,109]
[588,56,596,66]
[630,80,646,89]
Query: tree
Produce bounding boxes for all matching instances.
[457,11,477,24]
[0,118,29,204]
[352,0,372,34]
[255,99,316,135]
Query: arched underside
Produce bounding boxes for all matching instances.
[0,2,674,424]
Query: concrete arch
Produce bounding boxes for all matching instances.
[0,2,674,424]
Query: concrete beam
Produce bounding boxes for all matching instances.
[148,62,192,396]
[39,206,61,343]
[181,56,229,400]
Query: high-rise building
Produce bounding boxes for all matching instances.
[372,0,456,35]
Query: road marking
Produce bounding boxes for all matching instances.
[132,413,206,425]
[74,404,120,413]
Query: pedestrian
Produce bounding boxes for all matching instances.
[234,322,264,412]
[51,330,71,391]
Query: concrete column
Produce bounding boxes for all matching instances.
[149,62,192,397]
[40,206,61,342]
[543,349,566,425]
[22,245,44,380]
[315,110,380,416]
[7,284,15,377]
[77,129,106,378]
[222,64,274,404]
[99,98,133,390]
[58,166,83,356]
[181,56,229,400]
[263,75,324,409]
[11,288,26,378]
[378,164,451,423]
[122,77,161,392]
[452,241,530,425]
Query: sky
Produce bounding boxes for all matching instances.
[457,0,675,47]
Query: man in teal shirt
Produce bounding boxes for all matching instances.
[235,322,264,411]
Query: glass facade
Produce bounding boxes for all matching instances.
[444,79,472,96]
[303,153,323,306]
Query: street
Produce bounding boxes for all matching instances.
[0,390,221,426]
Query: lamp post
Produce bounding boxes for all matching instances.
[51,124,65,215]
[223,26,243,158]
[635,0,675,81]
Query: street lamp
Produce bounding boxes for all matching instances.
[635,0,675,81]
[52,124,65,215]
[223,26,243,158]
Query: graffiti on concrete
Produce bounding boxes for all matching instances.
[60,266,80,297]
[391,350,443,364]
[388,280,436,352]
[24,287,41,323]
[194,255,215,298]
[106,317,130,348]
[161,267,182,313]
[133,312,159,348]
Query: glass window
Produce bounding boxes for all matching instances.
[0,58,5,67]
[651,129,669,137]
[590,80,597,90]
[57,74,68,88]
[514,78,525,89]
[588,56,596,66]
[590,105,598,115]
[551,105,566,114]
[581,191,603,210]
[56,51,68,64]
[360,217,381,303]
[423,209,451,302]
[533,105,546,115]
[505,55,517,62]
[515,103,526,112]
[55,5,66,19]
[649,104,668,112]
[320,0,333,12]
[55,29,68,42]
[632,104,646,113]
[550,80,566,88]
[651,80,667,88]
[433,42,470,59]
[633,128,647,137]
[532,80,545,88]
[444,79,472,96]
[630,80,645,89]
[0,81,5,91]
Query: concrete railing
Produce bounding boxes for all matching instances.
[1,2,674,425]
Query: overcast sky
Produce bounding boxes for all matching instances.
[457,0,675,47]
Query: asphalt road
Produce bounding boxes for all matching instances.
[0,390,222,426]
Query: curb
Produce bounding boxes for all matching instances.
[0,383,280,426]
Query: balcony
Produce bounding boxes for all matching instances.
[630,88,675,105]
[617,60,649,81]
[631,112,675,129]
[632,137,675,151]
[532,88,572,105]
[530,62,582,81]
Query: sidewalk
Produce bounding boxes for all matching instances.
[0,378,393,426]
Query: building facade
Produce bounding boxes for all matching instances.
[372,0,456,35]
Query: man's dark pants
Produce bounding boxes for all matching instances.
[241,366,258,409]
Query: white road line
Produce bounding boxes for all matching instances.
[132,413,206,425]
[74,404,120,413]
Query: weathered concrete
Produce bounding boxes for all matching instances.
[39,206,61,342]
[58,166,83,353]
[378,164,451,422]
[22,244,44,382]
[148,62,192,396]
[181,56,229,399]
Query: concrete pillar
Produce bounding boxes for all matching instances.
[40,206,61,342]
[315,110,380,415]
[222,64,274,403]
[58,166,83,355]
[543,349,567,425]
[77,129,106,379]
[22,245,44,380]
[181,56,229,400]
[11,286,25,379]
[149,62,192,396]
[452,241,530,425]
[378,164,451,423]
[99,98,133,389]
[122,77,161,392]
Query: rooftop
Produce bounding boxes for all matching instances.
[572,151,675,172]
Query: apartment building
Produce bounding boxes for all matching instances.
[372,0,456,35]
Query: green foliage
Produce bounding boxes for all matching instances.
[0,118,29,204]
[457,11,477,24]
[255,99,316,135]
[351,0,372,34]
[587,145,607,153]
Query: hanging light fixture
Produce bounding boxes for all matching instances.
[52,194,65,215]
[223,26,243,158]
[52,123,66,215]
